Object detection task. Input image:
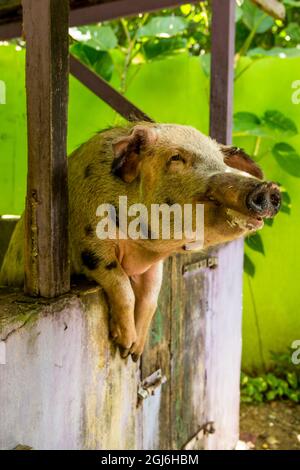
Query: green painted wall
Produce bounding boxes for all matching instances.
[0,44,299,371]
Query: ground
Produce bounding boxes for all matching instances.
[240,402,300,450]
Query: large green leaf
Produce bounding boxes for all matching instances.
[264,218,274,226]
[262,110,298,137]
[70,26,118,51]
[142,37,187,60]
[71,43,98,66]
[280,188,292,214]
[235,5,243,23]
[244,253,256,277]
[200,53,210,77]
[93,51,114,82]
[245,233,265,255]
[233,112,261,134]
[234,110,298,139]
[70,43,114,81]
[137,16,187,39]
[272,142,300,177]
[248,47,300,58]
[242,0,274,33]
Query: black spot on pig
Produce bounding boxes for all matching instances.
[84,164,93,178]
[81,250,100,270]
[84,224,94,237]
[106,261,117,270]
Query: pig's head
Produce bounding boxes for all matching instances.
[111,123,281,249]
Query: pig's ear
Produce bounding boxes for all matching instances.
[111,125,157,183]
[221,145,264,180]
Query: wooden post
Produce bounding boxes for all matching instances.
[23,0,70,297]
[210,0,236,145]
[206,0,244,449]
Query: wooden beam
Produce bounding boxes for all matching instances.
[0,0,200,40]
[209,0,236,145]
[70,55,153,122]
[23,0,70,297]
[0,20,21,40]
[69,0,199,27]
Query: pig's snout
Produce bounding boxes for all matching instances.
[204,174,281,220]
[246,182,281,218]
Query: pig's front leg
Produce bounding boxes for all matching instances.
[129,261,163,361]
[85,258,137,353]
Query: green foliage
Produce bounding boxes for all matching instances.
[137,16,187,38]
[241,350,300,403]
[272,143,300,177]
[240,1,274,34]
[142,37,187,60]
[236,0,300,52]
[280,188,292,214]
[233,112,262,134]
[233,109,298,138]
[67,0,300,91]
[69,3,211,88]
[248,46,300,57]
[245,232,265,255]
[73,25,118,50]
[244,252,256,277]
[263,110,298,137]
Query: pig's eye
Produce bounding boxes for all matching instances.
[169,154,185,163]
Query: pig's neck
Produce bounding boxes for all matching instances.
[114,187,196,275]
[116,238,185,277]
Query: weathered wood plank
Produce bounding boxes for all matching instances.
[209,0,236,145]
[170,252,209,450]
[23,0,70,297]
[0,20,21,39]
[140,258,172,450]
[70,55,153,122]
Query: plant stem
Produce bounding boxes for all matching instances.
[253,136,261,158]
[200,2,209,31]
[238,14,268,56]
[119,14,149,95]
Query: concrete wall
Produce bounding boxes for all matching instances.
[0,241,243,450]
[0,284,139,450]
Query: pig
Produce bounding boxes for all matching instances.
[0,122,281,361]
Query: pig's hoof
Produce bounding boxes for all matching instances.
[119,346,131,358]
[129,341,144,362]
[109,318,137,350]
[131,353,140,363]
